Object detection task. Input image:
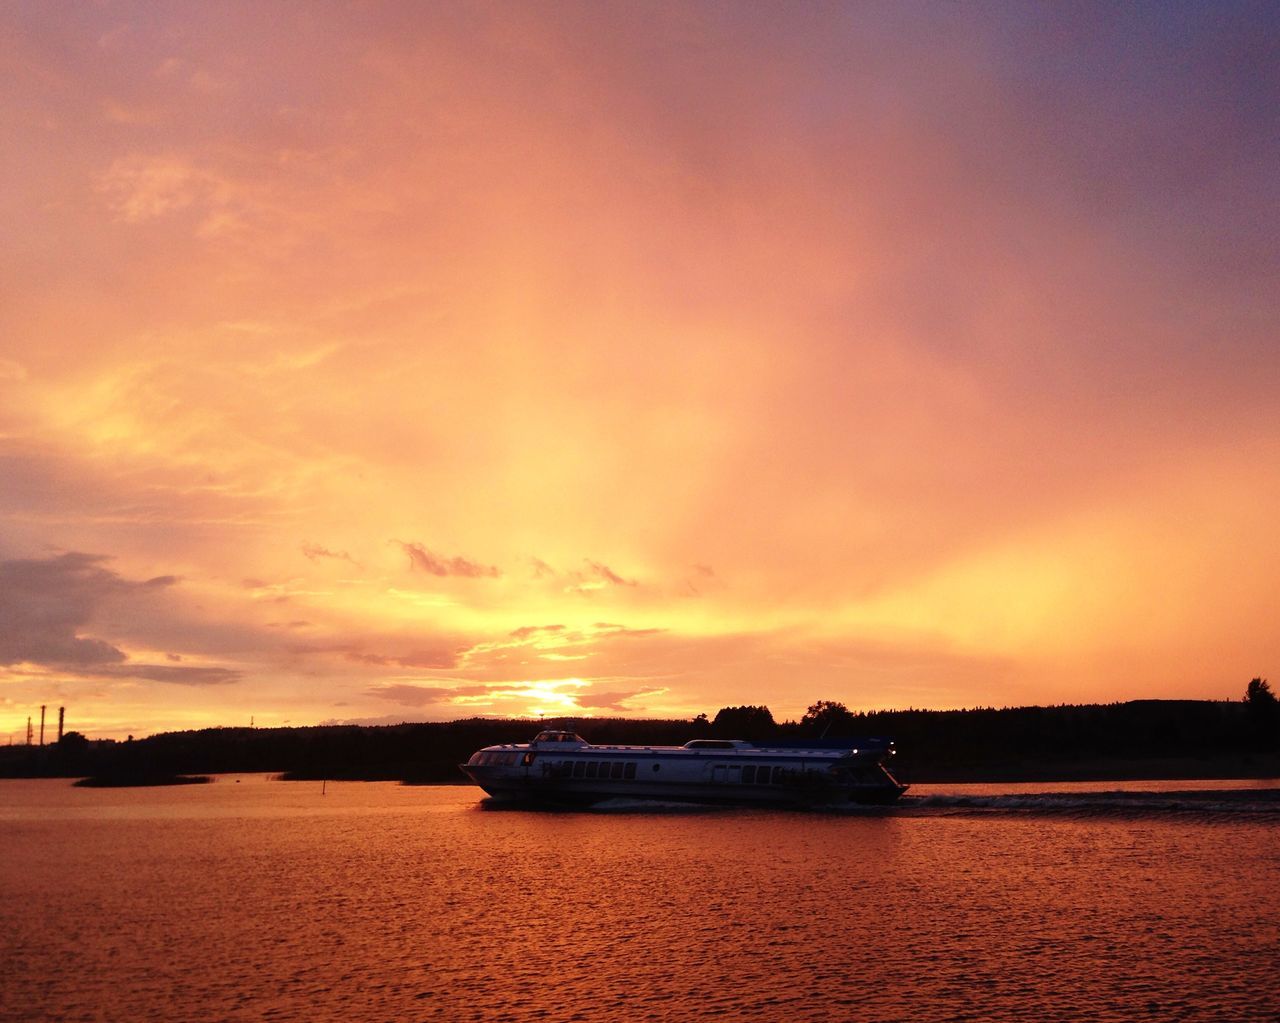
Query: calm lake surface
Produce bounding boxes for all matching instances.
[3,777,1278,1023]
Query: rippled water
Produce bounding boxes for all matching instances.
[2,777,1278,1022]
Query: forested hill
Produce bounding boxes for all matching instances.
[2,697,1277,783]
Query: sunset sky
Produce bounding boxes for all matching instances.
[2,2,1277,740]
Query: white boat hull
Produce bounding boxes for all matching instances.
[460,733,907,806]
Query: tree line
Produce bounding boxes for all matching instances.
[2,681,1274,784]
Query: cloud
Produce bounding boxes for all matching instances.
[395,541,500,578]
[509,624,566,639]
[292,639,461,670]
[528,557,557,579]
[93,664,242,686]
[0,552,243,687]
[525,559,638,590]
[575,688,663,712]
[584,560,637,587]
[355,647,460,669]
[556,560,640,594]
[591,622,664,638]
[97,154,224,223]
[369,682,500,707]
[0,552,135,667]
[301,542,356,564]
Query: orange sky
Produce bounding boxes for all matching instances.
[2,3,1277,739]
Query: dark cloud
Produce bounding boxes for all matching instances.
[0,551,243,685]
[0,552,133,667]
[395,541,500,578]
[93,664,242,686]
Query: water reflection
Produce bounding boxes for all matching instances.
[1,778,1276,1022]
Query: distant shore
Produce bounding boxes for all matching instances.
[279,752,1280,786]
[3,700,1276,786]
[71,774,213,788]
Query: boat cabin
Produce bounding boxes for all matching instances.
[529,730,589,748]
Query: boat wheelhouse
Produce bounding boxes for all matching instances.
[459,730,908,806]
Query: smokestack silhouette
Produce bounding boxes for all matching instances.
[40,705,46,747]
[26,717,33,746]
[58,706,65,743]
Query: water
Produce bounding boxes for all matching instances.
[2,777,1278,1023]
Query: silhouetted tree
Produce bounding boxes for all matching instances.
[801,700,857,735]
[1244,678,1278,750]
[711,705,776,740]
[57,730,90,753]
[1245,678,1276,707]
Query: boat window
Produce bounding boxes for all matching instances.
[522,752,536,766]
[652,763,661,773]
[586,761,599,778]
[772,766,785,784]
[624,762,636,780]
[610,762,625,780]
[742,765,756,783]
[573,760,586,778]
[755,766,771,785]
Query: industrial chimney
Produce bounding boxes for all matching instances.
[58,706,65,743]
[39,705,46,747]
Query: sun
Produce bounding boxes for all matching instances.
[519,678,590,717]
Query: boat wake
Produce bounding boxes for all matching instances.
[477,788,1280,819]
[892,788,1280,821]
